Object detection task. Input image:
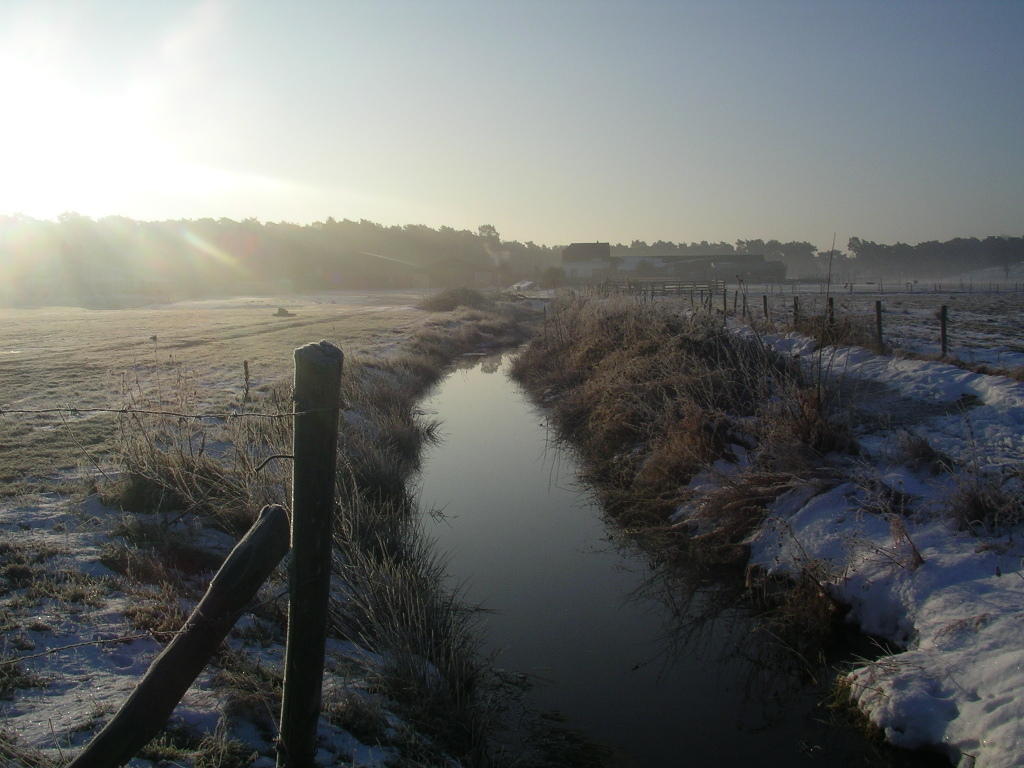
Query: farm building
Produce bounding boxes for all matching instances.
[561,242,617,280]
[620,253,786,281]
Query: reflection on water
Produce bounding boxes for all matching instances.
[416,353,935,767]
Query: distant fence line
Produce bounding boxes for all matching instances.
[596,279,727,297]
[576,278,1024,296]
[576,278,987,361]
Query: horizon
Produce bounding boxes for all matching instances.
[6,211,1023,254]
[2,0,1022,250]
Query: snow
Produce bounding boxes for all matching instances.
[714,329,1024,767]
[0,492,439,767]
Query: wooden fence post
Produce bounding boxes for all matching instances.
[875,300,883,349]
[762,294,769,322]
[722,289,728,315]
[68,506,291,768]
[827,297,835,327]
[940,305,948,357]
[793,296,800,326]
[278,341,343,768]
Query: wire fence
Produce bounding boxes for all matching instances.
[0,405,335,420]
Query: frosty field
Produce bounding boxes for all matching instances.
[0,290,426,491]
[750,284,1024,372]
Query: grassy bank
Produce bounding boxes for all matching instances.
[512,294,1024,765]
[1,289,539,767]
[511,295,859,658]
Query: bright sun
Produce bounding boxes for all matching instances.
[0,5,231,221]
[0,53,180,219]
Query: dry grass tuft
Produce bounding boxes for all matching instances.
[513,296,852,531]
[96,299,538,766]
[330,486,493,764]
[793,313,878,351]
[0,728,54,768]
[0,655,45,700]
[947,469,1024,534]
[512,295,862,664]
[417,287,493,312]
[124,581,189,637]
[893,431,952,474]
[688,472,808,565]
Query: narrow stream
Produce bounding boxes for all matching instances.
[416,352,930,766]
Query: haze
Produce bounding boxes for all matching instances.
[1,0,1021,248]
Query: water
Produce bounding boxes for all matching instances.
[416,353,935,767]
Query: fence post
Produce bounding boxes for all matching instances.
[68,506,291,768]
[940,305,948,357]
[875,300,883,349]
[827,296,835,327]
[793,296,800,326]
[722,288,728,315]
[762,294,769,322]
[278,341,343,768]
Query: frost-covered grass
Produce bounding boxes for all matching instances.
[0,290,540,766]
[0,290,427,492]
[514,294,1024,767]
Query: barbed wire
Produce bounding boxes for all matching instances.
[0,405,339,420]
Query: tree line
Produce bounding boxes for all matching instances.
[1,213,1019,306]
[846,236,1024,279]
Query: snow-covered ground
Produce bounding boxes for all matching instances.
[0,492,404,767]
[745,285,1024,371]
[675,328,1024,767]
[0,292,466,766]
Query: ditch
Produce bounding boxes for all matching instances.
[416,351,945,767]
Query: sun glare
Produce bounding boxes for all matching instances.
[0,3,236,221]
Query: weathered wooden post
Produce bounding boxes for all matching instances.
[875,300,883,349]
[827,297,835,327]
[762,294,769,322]
[278,341,343,768]
[722,288,728,315]
[940,305,948,357]
[793,296,800,326]
[68,506,291,768]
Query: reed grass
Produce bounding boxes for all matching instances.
[512,294,857,661]
[98,294,538,765]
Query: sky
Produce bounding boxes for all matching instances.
[0,0,1021,250]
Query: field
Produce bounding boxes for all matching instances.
[0,290,427,492]
[0,288,538,767]
[650,281,1024,372]
[758,285,1024,370]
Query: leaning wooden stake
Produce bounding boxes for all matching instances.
[875,300,884,349]
[278,341,343,768]
[68,505,291,768]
